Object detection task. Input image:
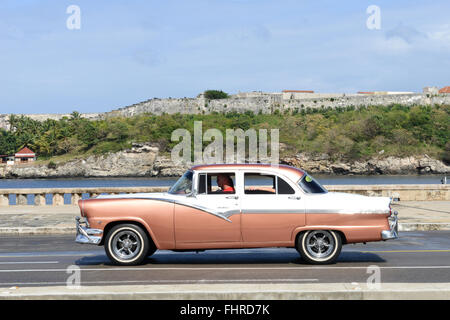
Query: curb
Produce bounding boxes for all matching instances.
[398,223,450,231]
[0,227,74,235]
[0,223,449,235]
[1,283,449,300]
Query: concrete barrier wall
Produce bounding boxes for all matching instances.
[0,184,448,206]
[326,184,450,201]
[0,187,169,206]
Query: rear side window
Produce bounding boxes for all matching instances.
[244,173,295,194]
[277,176,295,194]
[244,173,276,194]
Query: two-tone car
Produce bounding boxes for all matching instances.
[76,164,398,265]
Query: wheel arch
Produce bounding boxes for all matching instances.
[100,219,158,249]
[294,228,348,245]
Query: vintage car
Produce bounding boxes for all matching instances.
[76,164,398,265]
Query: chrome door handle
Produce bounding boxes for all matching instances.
[225,196,239,200]
[288,196,301,200]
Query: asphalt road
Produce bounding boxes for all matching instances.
[0,231,449,288]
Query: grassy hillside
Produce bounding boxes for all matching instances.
[1,104,449,164]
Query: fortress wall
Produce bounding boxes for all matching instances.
[102,93,450,117]
[1,93,449,130]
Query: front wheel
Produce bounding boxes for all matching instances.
[104,224,150,265]
[296,230,342,264]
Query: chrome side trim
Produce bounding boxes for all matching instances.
[171,199,236,222]
[306,209,391,214]
[242,209,304,214]
[94,196,236,222]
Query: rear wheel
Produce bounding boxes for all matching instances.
[296,230,342,264]
[104,224,150,265]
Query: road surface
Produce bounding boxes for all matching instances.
[0,231,449,288]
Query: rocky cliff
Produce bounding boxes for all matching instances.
[0,144,188,179]
[282,153,450,175]
[0,144,448,179]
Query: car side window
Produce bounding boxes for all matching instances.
[277,176,295,194]
[244,173,276,194]
[244,173,295,195]
[198,173,207,194]
[197,172,236,194]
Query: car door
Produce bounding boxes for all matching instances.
[174,171,241,248]
[240,172,305,244]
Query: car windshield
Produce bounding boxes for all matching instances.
[168,170,193,195]
[298,174,327,194]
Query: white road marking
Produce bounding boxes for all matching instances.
[0,253,100,258]
[0,250,284,258]
[0,265,449,272]
[361,249,450,253]
[0,279,319,286]
[0,261,59,265]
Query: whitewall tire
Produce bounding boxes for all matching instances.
[104,224,150,266]
[297,230,342,264]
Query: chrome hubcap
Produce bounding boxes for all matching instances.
[112,230,141,260]
[305,231,335,259]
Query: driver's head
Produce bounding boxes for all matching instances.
[217,174,233,189]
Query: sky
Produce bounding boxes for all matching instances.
[0,0,449,114]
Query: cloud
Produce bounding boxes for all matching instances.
[385,23,426,44]
[427,24,450,48]
[0,22,25,40]
[183,24,271,48]
[133,49,163,67]
[368,23,450,55]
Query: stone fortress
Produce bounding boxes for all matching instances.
[1,87,449,130]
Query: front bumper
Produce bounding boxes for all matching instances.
[381,210,398,240]
[75,217,103,245]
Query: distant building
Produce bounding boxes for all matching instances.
[423,87,439,94]
[0,155,15,165]
[439,86,450,94]
[384,91,414,95]
[14,147,36,163]
[357,91,413,95]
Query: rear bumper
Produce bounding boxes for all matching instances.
[381,210,398,240]
[75,217,103,245]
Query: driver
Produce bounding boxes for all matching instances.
[216,174,235,193]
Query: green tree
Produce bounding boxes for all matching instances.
[204,90,229,100]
